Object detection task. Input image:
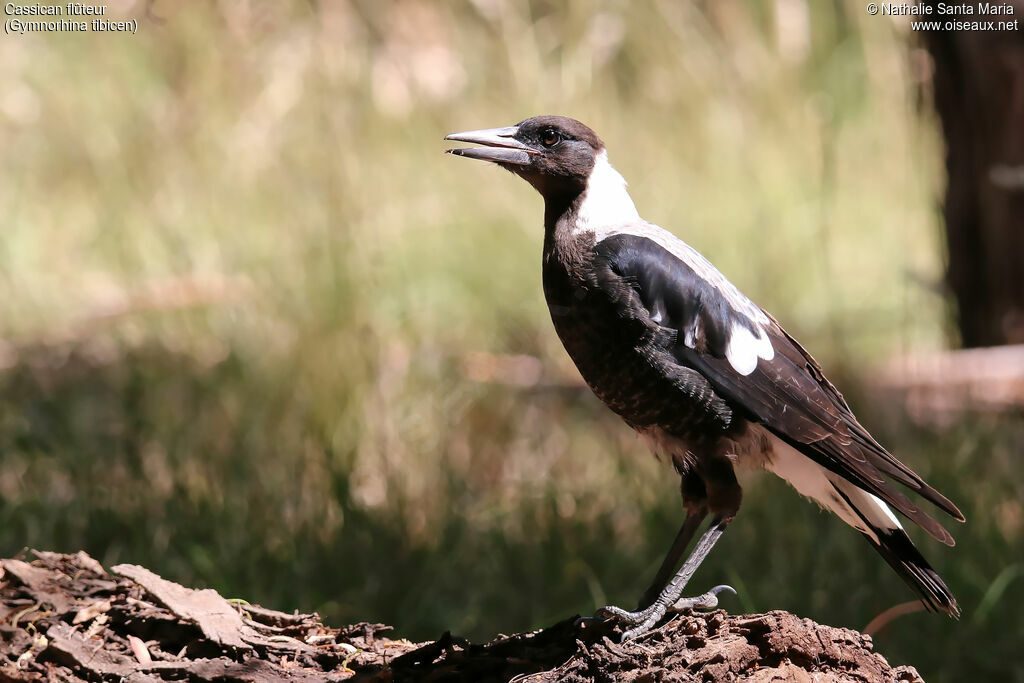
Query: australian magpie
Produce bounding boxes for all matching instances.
[445,115,963,640]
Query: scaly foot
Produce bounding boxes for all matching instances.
[595,584,736,641]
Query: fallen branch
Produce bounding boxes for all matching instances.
[873,343,1024,426]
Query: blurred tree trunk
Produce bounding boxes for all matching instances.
[923,9,1024,347]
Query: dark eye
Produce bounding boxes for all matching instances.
[540,128,561,147]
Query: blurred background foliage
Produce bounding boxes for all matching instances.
[0,1,1021,680]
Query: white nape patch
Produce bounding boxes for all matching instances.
[763,435,880,542]
[579,155,777,368]
[573,150,640,233]
[725,323,775,375]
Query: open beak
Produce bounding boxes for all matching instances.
[445,126,536,166]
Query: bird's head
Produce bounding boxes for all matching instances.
[445,115,605,200]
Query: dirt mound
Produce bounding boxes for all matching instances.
[0,551,922,681]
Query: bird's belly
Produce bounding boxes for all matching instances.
[547,294,731,441]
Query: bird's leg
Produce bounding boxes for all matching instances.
[636,506,707,610]
[596,516,733,641]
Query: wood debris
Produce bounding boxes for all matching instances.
[0,550,410,681]
[0,550,925,681]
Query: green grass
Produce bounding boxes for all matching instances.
[1,2,1021,681]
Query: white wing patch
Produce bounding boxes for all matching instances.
[589,221,770,329]
[683,316,701,349]
[577,152,776,375]
[725,322,775,376]
[590,220,775,375]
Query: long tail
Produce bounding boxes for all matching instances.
[829,476,960,617]
[765,435,959,616]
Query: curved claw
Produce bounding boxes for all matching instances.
[670,583,737,612]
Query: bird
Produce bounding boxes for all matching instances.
[444,115,963,640]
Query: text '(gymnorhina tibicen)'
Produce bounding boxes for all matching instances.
[445,116,964,640]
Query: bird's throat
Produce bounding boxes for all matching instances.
[544,151,639,247]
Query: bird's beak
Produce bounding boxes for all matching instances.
[445,126,536,166]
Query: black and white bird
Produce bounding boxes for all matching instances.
[445,115,963,640]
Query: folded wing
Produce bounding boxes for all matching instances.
[591,229,963,545]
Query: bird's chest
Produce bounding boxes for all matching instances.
[542,253,702,432]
